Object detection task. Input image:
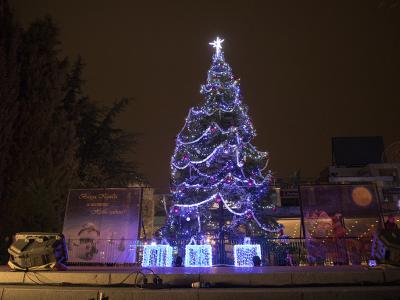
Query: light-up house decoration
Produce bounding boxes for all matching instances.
[142,241,173,267]
[184,237,212,267]
[234,237,261,267]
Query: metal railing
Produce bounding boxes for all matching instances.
[65,236,373,267]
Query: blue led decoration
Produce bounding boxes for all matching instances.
[185,237,212,267]
[368,259,377,267]
[234,237,261,267]
[142,242,173,267]
[160,37,284,243]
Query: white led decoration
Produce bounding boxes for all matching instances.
[234,237,261,267]
[174,193,280,232]
[142,241,173,267]
[164,37,284,243]
[209,37,224,56]
[184,237,212,267]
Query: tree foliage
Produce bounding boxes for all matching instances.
[0,0,142,257]
[5,16,78,234]
[161,42,281,244]
[64,58,142,187]
[0,0,20,209]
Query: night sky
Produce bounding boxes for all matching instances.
[11,0,400,192]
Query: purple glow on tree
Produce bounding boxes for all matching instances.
[162,38,282,242]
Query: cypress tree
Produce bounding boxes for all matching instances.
[7,16,78,233]
[64,58,142,187]
[0,0,20,210]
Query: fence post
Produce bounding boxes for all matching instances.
[218,201,225,264]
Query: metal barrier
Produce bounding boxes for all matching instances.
[65,237,372,266]
[65,238,142,266]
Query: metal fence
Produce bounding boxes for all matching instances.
[66,236,373,267]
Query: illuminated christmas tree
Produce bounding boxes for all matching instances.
[162,38,282,244]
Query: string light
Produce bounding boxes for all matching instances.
[161,37,282,243]
[142,244,173,267]
[184,237,213,267]
[234,237,262,267]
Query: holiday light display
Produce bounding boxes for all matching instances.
[161,37,282,244]
[184,237,213,267]
[234,237,261,267]
[368,259,377,267]
[142,242,173,267]
[209,37,224,56]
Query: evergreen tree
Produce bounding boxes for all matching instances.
[0,0,21,262]
[0,3,142,245]
[78,97,141,187]
[63,58,142,187]
[0,0,20,207]
[63,56,87,123]
[6,16,78,233]
[162,38,282,243]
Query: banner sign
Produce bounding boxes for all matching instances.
[300,184,380,265]
[62,188,142,263]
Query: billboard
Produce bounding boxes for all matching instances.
[332,136,383,167]
[62,188,142,263]
[300,184,381,265]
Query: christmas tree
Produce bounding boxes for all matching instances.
[162,38,282,244]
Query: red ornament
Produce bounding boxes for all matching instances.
[216,195,221,203]
[272,207,277,212]
[225,175,232,183]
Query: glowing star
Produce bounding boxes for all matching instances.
[209,37,224,56]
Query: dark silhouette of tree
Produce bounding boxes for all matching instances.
[0,0,20,211]
[0,1,143,264]
[64,58,142,187]
[6,16,78,234]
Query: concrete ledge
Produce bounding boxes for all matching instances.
[106,289,198,300]
[198,288,303,300]
[158,274,200,286]
[200,273,251,286]
[249,272,292,286]
[383,268,400,284]
[0,286,400,300]
[1,287,98,300]
[0,272,25,285]
[110,272,200,286]
[291,268,385,285]
[22,271,110,285]
[0,266,398,288]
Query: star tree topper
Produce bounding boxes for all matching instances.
[209,37,224,56]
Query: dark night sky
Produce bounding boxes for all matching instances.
[11,0,400,192]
